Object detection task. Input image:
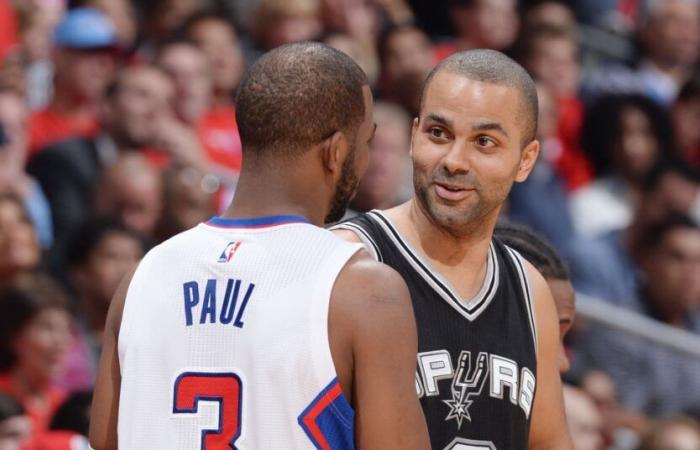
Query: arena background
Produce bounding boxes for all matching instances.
[0,0,699,449]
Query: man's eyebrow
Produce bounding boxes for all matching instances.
[559,318,572,325]
[425,113,452,127]
[472,121,509,138]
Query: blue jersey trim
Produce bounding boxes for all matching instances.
[298,378,355,450]
[206,215,310,228]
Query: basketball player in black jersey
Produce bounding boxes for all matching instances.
[333,49,572,450]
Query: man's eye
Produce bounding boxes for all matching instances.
[476,136,496,147]
[430,127,444,138]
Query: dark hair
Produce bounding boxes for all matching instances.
[377,24,427,64]
[677,76,700,103]
[0,392,24,421]
[494,221,569,280]
[516,24,577,64]
[235,42,368,158]
[0,273,70,370]
[580,94,674,176]
[178,11,238,39]
[638,214,700,254]
[50,391,92,435]
[66,217,146,268]
[419,49,539,145]
[641,158,700,194]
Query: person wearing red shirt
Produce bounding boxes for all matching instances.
[28,8,118,155]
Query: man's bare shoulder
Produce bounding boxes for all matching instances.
[334,251,411,309]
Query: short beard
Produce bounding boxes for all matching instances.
[325,146,358,224]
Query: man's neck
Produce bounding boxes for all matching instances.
[222,160,327,226]
[383,199,496,300]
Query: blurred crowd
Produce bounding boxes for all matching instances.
[0,0,699,449]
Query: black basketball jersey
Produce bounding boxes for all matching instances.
[335,211,538,450]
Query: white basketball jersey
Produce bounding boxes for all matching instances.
[117,215,362,450]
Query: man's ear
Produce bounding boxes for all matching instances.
[409,117,419,156]
[320,130,348,176]
[514,139,540,183]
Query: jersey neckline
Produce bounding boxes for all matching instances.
[367,210,500,322]
[205,215,310,229]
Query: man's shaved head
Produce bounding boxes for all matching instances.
[235,42,369,158]
[420,49,538,145]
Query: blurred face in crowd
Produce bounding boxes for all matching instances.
[96,155,163,237]
[188,18,245,97]
[563,386,604,450]
[150,0,199,38]
[527,35,580,99]
[105,66,174,148]
[74,231,143,312]
[352,104,410,211]
[20,6,63,62]
[524,1,576,31]
[53,48,116,103]
[672,96,700,161]
[643,0,700,68]
[162,168,214,235]
[0,91,28,178]
[453,0,519,51]
[0,198,40,280]
[0,414,31,450]
[411,72,538,236]
[641,225,700,325]
[256,0,322,50]
[643,421,700,450]
[614,106,659,181]
[638,170,699,227]
[11,307,71,385]
[547,278,575,373]
[157,43,212,125]
[87,0,137,47]
[382,27,434,85]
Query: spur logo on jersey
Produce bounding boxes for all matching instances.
[218,241,242,263]
[416,350,536,428]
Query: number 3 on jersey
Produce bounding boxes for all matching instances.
[173,372,243,450]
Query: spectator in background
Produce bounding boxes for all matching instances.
[572,94,673,237]
[0,88,52,247]
[434,0,519,60]
[94,153,163,239]
[27,63,192,264]
[348,101,411,214]
[0,274,72,436]
[71,0,138,49]
[638,417,700,450]
[140,0,203,51]
[672,76,700,168]
[65,217,144,386]
[0,195,41,285]
[519,23,593,191]
[0,0,19,61]
[585,0,700,105]
[574,215,700,417]
[250,0,323,52]
[320,0,381,84]
[563,385,605,450]
[0,393,31,450]
[377,25,434,116]
[182,13,245,180]
[15,0,64,110]
[523,0,577,31]
[28,7,119,154]
[157,166,215,241]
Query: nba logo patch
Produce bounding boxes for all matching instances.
[218,241,242,263]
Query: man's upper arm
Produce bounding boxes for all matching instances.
[332,256,430,450]
[526,262,573,450]
[88,268,135,450]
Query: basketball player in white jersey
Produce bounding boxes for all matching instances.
[89,43,430,450]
